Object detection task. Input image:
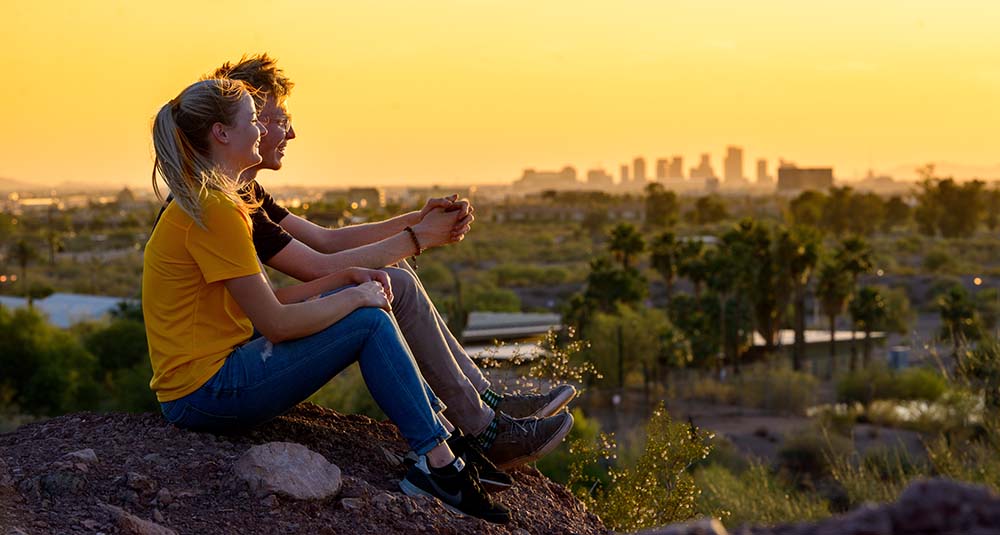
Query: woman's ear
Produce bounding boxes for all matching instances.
[210,122,229,145]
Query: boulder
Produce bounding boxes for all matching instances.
[234,441,342,500]
[100,503,177,535]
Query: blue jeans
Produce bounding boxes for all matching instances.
[160,306,450,455]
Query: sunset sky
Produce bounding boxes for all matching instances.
[2,0,999,190]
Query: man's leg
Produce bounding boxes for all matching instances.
[394,259,491,393]
[385,265,494,436]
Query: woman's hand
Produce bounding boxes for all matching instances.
[418,194,459,219]
[350,280,392,312]
[344,268,393,303]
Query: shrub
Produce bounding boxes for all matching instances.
[837,365,946,405]
[736,368,819,415]
[680,377,737,405]
[696,463,830,527]
[567,403,712,531]
[776,427,853,483]
[830,445,923,507]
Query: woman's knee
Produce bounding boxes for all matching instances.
[348,306,393,330]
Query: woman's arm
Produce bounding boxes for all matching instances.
[224,273,390,344]
[270,267,393,304]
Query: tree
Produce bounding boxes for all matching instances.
[677,240,708,297]
[688,195,728,226]
[937,284,981,362]
[644,183,679,229]
[776,226,822,371]
[882,195,911,232]
[986,187,1000,232]
[608,223,645,270]
[788,190,826,228]
[650,231,681,305]
[816,261,852,378]
[11,238,38,303]
[915,174,986,238]
[835,236,874,370]
[848,286,887,368]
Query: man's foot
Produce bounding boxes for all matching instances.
[496,384,578,419]
[482,411,574,471]
[399,455,510,524]
[404,435,513,493]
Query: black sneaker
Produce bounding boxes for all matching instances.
[399,455,511,524]
[450,435,513,492]
[403,441,512,493]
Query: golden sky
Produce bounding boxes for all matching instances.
[2,0,999,189]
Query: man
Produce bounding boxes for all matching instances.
[210,55,577,474]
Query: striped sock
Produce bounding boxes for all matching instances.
[481,388,502,409]
[476,416,499,450]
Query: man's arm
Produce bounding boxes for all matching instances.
[278,211,420,254]
[267,207,467,281]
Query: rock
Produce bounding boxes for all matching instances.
[156,487,173,506]
[100,503,177,535]
[234,442,342,500]
[635,518,728,535]
[82,519,102,530]
[126,472,157,496]
[372,491,395,510]
[261,494,279,508]
[5,528,28,535]
[40,471,86,496]
[890,478,996,534]
[153,509,165,523]
[64,448,99,465]
[812,504,891,535]
[0,458,12,487]
[142,453,166,465]
[341,497,363,510]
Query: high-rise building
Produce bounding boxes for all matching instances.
[586,168,614,188]
[656,158,669,180]
[756,159,773,185]
[512,166,579,190]
[777,164,834,192]
[690,153,715,179]
[669,157,684,179]
[633,157,647,182]
[724,146,744,182]
[620,164,630,183]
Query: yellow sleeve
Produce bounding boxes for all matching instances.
[186,196,261,284]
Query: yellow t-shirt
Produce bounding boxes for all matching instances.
[142,192,261,402]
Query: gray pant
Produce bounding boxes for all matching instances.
[385,260,494,435]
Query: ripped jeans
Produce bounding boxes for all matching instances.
[159,306,450,456]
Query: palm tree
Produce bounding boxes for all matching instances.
[835,236,874,370]
[608,223,645,270]
[776,226,822,371]
[677,239,707,298]
[937,285,980,364]
[849,286,887,368]
[650,231,681,305]
[816,261,852,378]
[11,238,37,303]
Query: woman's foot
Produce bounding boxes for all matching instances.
[399,455,511,524]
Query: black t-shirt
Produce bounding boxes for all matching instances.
[151,180,294,263]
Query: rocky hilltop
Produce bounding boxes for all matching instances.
[5,403,1000,535]
[0,403,606,534]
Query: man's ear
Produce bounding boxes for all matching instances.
[210,122,229,144]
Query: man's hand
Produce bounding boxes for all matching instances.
[344,267,393,303]
[419,194,459,219]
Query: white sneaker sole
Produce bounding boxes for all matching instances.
[399,478,467,518]
[530,385,578,418]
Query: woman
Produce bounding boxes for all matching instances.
[143,78,508,524]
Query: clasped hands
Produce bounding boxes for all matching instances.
[416,194,475,246]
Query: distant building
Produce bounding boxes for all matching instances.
[656,158,669,180]
[669,157,684,179]
[756,159,773,186]
[620,165,630,183]
[324,187,385,208]
[513,167,579,191]
[723,146,745,182]
[633,157,647,182]
[690,153,716,179]
[586,168,614,189]
[777,164,834,192]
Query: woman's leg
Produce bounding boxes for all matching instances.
[161,307,449,455]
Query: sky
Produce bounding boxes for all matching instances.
[2,0,999,190]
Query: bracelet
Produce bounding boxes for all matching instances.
[403,226,422,269]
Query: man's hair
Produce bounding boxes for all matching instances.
[213,53,294,102]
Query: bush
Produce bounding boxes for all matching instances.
[567,403,712,531]
[776,427,853,483]
[837,365,946,405]
[830,445,923,507]
[736,368,819,415]
[679,377,737,405]
[696,463,830,527]
[536,407,604,485]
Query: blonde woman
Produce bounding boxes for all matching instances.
[143,78,509,524]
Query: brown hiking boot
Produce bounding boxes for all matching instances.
[483,411,574,470]
[496,384,577,419]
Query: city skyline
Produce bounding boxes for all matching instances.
[2,1,999,190]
